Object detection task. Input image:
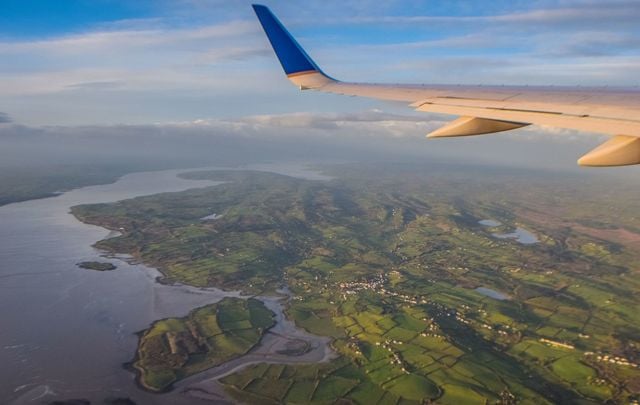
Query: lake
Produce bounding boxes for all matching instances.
[478,219,539,245]
[475,287,510,300]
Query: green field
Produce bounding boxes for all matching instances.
[73,164,640,403]
[132,297,274,391]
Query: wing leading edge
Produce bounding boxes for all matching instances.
[252,4,640,167]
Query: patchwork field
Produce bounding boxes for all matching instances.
[73,163,640,403]
[132,297,274,392]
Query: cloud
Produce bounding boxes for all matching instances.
[0,19,269,97]
[65,81,125,90]
[195,46,271,63]
[0,20,258,53]
[535,32,640,57]
[161,109,604,144]
[0,112,12,123]
[0,109,606,173]
[2,0,639,125]
[372,47,640,86]
[318,0,640,76]
[340,1,640,28]
[0,108,600,173]
[171,110,445,138]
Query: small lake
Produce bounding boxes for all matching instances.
[200,213,223,220]
[493,228,539,244]
[478,219,501,227]
[475,287,510,300]
[479,219,539,245]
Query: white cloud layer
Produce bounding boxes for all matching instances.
[0,108,612,174]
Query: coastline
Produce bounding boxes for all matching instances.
[122,289,337,397]
[63,165,338,403]
[1,167,236,404]
[123,295,279,395]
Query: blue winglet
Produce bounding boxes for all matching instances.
[252,4,324,77]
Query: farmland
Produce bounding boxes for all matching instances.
[132,297,274,392]
[72,163,640,404]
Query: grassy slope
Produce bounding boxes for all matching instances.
[133,297,274,392]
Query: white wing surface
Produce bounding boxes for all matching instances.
[252,4,640,166]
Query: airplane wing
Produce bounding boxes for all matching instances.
[252,4,640,167]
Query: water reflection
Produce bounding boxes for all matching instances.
[0,164,328,404]
[478,219,539,245]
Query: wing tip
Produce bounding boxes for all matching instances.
[252,4,318,76]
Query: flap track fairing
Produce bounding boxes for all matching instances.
[578,135,640,166]
[427,116,529,138]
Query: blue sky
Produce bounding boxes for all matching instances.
[1,0,639,125]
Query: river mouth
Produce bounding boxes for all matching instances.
[171,292,336,403]
[0,164,333,405]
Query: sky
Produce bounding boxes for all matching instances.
[1,0,639,126]
[1,0,640,176]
